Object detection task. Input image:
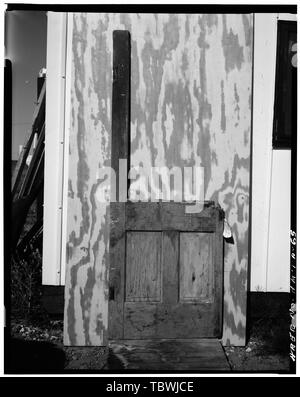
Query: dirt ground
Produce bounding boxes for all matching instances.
[8,317,108,372]
[225,316,290,373]
[6,314,291,374]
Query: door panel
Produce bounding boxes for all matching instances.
[123,302,217,339]
[179,232,213,303]
[126,232,162,302]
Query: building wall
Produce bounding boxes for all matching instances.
[251,13,294,293]
[43,12,67,286]
[62,13,253,346]
[267,151,291,291]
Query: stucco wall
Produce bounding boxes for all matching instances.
[63,13,253,346]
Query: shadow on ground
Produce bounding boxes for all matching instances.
[104,348,126,370]
[6,337,66,373]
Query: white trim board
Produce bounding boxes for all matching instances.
[42,13,67,285]
[59,13,73,286]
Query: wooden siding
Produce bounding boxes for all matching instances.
[64,13,253,346]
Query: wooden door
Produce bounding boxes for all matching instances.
[109,201,224,339]
[108,31,224,340]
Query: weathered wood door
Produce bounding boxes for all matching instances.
[108,30,224,340]
[109,201,224,339]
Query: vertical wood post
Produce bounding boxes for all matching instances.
[109,31,131,339]
[111,30,131,202]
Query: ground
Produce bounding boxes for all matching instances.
[8,316,108,372]
[7,314,290,374]
[224,317,290,373]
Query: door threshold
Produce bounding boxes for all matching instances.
[106,338,230,372]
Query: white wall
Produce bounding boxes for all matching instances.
[251,13,295,292]
[42,13,67,285]
[267,150,291,291]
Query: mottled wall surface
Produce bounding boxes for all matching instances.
[64,13,253,346]
[63,13,112,345]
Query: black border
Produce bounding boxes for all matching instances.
[3,2,298,377]
[5,3,298,14]
[3,59,12,377]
